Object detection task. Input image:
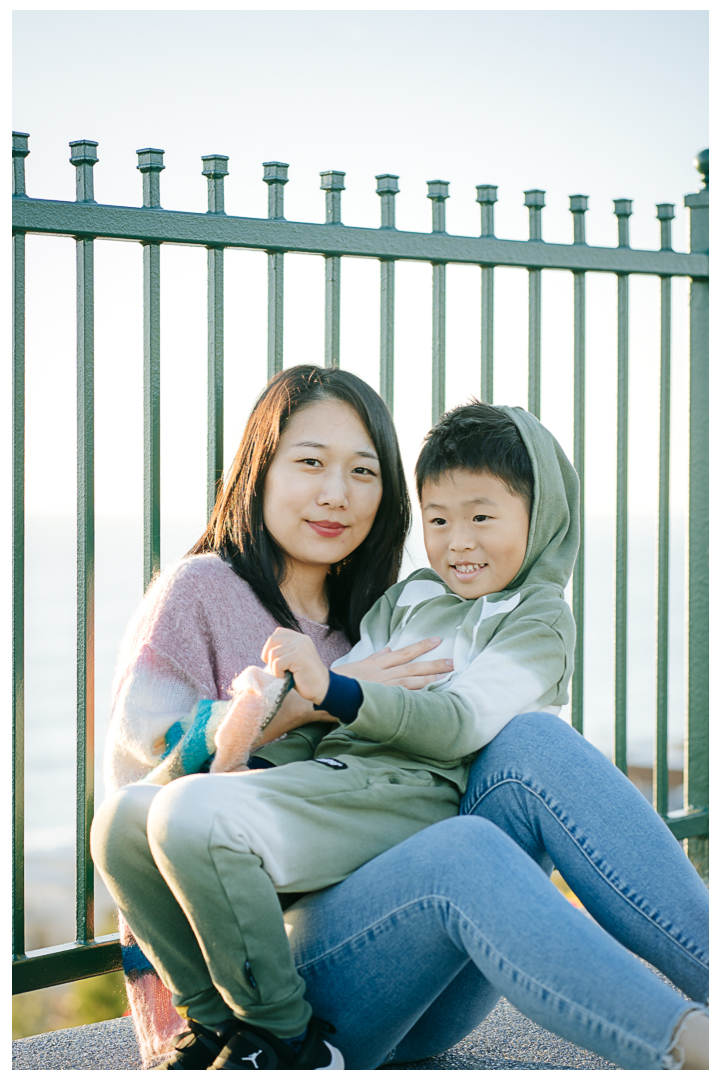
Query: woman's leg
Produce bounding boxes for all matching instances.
[459,713,709,1004]
[284,816,702,1071]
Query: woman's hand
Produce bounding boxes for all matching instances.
[253,688,336,747]
[336,637,453,689]
[262,629,330,705]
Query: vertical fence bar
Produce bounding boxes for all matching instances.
[264,162,288,379]
[321,171,345,369]
[654,202,675,818]
[525,190,545,418]
[684,150,709,878]
[70,141,99,941]
[613,198,632,774]
[202,155,229,518]
[12,132,30,959]
[376,175,399,412]
[137,149,164,590]
[476,185,497,403]
[570,194,588,734]
[428,181,449,424]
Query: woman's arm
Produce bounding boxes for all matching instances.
[337,639,454,689]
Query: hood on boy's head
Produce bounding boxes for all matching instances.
[496,407,580,592]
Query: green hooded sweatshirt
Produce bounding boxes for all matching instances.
[314,407,580,793]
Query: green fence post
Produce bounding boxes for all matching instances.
[202,154,229,518]
[70,139,99,942]
[613,197,633,775]
[428,180,449,425]
[654,201,675,819]
[476,185,497,404]
[12,131,30,961]
[525,189,545,418]
[376,175,399,412]
[264,162,288,379]
[321,170,345,370]
[684,150,709,881]
[570,194,588,734]
[137,148,164,589]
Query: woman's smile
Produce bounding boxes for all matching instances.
[306,519,350,538]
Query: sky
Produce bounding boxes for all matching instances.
[8,4,710,862]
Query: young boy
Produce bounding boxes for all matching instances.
[154,402,579,1071]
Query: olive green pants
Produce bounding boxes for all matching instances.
[91,757,458,1037]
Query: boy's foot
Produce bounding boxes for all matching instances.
[208,1015,344,1070]
[152,1018,228,1070]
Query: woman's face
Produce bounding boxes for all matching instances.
[263,398,383,577]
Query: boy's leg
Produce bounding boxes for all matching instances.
[146,759,458,1037]
[90,783,234,1028]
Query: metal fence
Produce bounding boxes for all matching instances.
[12,133,709,994]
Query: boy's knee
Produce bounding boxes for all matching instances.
[146,774,217,862]
[90,782,159,876]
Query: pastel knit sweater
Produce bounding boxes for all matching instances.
[104,552,349,1064]
[106,553,350,795]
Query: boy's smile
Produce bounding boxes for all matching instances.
[421,469,530,599]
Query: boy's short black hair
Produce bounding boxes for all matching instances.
[415,400,534,514]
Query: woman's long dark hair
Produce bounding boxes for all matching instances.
[190,365,411,644]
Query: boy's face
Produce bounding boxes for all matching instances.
[421,469,530,599]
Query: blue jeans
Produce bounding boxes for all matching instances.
[283,714,708,1069]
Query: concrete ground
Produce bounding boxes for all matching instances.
[12,998,619,1071]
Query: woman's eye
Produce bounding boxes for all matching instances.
[299,458,322,467]
[352,467,377,476]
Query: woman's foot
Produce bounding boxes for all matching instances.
[152,1018,228,1070]
[208,1015,344,1070]
[671,1009,709,1070]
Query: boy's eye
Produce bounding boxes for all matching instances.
[429,517,447,526]
[473,514,489,522]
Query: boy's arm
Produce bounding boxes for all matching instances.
[343,617,571,763]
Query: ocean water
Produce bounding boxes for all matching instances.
[21,512,687,949]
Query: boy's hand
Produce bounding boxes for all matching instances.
[261,629,330,706]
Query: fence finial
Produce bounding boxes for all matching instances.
[263,162,289,220]
[320,171,346,225]
[376,174,399,229]
[685,150,708,255]
[202,155,229,214]
[427,180,450,233]
[694,148,708,190]
[569,195,589,245]
[12,131,30,198]
[70,140,99,203]
[137,148,165,209]
[656,203,675,251]
[613,199,633,248]
[476,185,498,237]
[524,189,545,241]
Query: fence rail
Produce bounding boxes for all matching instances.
[11,133,709,994]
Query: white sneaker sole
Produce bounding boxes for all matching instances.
[316,1041,344,1069]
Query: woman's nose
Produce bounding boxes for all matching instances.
[317,473,349,508]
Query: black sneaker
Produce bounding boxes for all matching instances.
[208,1014,344,1070]
[152,1018,228,1070]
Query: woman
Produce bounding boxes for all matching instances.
[94,365,708,1070]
